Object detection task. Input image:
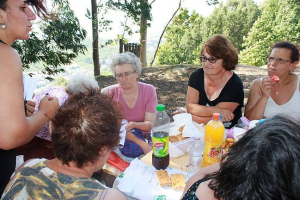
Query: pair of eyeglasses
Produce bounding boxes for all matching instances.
[200,55,219,64]
[115,71,136,79]
[267,56,292,64]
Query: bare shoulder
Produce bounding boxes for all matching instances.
[250,78,262,88]
[0,45,20,62]
[248,78,262,95]
[0,45,22,73]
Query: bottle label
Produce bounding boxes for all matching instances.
[152,136,169,157]
[202,141,222,167]
[207,146,222,158]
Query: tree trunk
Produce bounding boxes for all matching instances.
[140,0,147,68]
[91,0,100,76]
[150,0,182,66]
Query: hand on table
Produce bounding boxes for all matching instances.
[219,109,234,122]
[25,100,36,117]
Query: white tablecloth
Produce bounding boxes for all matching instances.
[114,158,195,200]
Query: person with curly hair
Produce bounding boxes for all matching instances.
[182,115,300,200]
[1,90,125,200]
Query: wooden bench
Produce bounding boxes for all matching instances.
[119,39,140,58]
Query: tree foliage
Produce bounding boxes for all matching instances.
[156,0,260,65]
[156,9,199,65]
[12,0,87,79]
[239,0,300,66]
[106,0,152,67]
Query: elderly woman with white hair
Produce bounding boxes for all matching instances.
[107,52,158,158]
[17,74,99,161]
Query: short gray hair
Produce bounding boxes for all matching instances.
[109,52,142,77]
[66,74,99,95]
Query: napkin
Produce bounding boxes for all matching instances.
[169,141,185,158]
[249,120,259,129]
[116,158,194,200]
[118,119,127,148]
[233,127,247,141]
[23,74,37,100]
[173,113,203,139]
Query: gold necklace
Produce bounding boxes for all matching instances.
[121,83,138,108]
[273,75,292,98]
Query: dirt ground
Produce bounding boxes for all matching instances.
[97,65,299,116]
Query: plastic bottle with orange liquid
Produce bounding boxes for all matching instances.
[201,113,225,168]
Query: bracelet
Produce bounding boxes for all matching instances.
[44,113,53,121]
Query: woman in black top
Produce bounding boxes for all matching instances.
[186,34,244,128]
[0,0,59,195]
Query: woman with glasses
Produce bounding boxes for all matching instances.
[186,34,244,128]
[245,41,300,120]
[107,52,157,158]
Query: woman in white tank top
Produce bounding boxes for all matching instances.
[245,41,300,120]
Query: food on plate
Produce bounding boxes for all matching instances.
[171,174,186,191]
[176,134,188,141]
[169,123,204,143]
[271,75,280,82]
[222,138,235,153]
[178,125,185,132]
[156,170,171,187]
[169,135,179,143]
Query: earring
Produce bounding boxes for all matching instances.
[289,70,293,75]
[1,24,6,29]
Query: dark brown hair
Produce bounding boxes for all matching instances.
[201,34,238,70]
[0,0,49,17]
[206,115,300,199]
[51,89,123,168]
[271,41,300,62]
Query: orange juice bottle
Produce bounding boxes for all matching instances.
[201,113,225,168]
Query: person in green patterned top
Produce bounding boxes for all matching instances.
[1,89,126,200]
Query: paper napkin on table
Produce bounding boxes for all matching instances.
[173,113,203,139]
[169,142,185,158]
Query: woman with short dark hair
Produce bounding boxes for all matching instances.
[245,41,300,120]
[2,90,125,200]
[182,115,300,199]
[186,34,244,128]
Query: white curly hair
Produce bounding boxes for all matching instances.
[66,74,99,95]
[109,52,142,77]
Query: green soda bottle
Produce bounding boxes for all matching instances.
[152,104,170,170]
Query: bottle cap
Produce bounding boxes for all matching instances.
[156,104,165,111]
[212,113,220,120]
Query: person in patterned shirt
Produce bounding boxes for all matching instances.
[2,89,125,200]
